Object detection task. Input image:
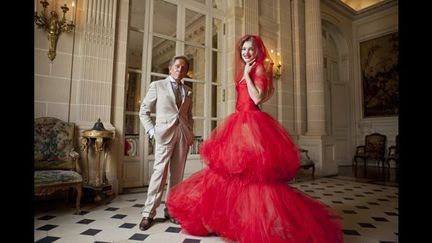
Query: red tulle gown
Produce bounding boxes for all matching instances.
[167,73,343,243]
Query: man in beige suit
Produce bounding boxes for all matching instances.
[138,56,194,230]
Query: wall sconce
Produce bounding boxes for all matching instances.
[270,49,282,79]
[34,0,75,61]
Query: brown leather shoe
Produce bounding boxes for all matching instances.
[139,217,154,231]
[164,208,179,224]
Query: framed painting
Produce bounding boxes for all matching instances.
[360,32,398,117]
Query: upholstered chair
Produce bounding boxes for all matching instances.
[34,117,83,213]
[353,133,387,168]
[299,149,315,180]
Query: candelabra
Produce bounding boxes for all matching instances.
[35,0,75,61]
[270,49,282,79]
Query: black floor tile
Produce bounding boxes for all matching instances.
[343,210,357,214]
[384,212,398,216]
[105,207,119,211]
[77,219,95,224]
[358,223,376,228]
[35,236,60,243]
[165,226,182,233]
[343,229,361,236]
[112,214,127,219]
[129,233,149,241]
[80,228,102,236]
[372,217,389,222]
[183,239,201,243]
[37,215,56,220]
[36,224,58,231]
[356,206,370,209]
[119,223,136,229]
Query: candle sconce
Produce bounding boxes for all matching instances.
[270,49,282,79]
[34,0,75,61]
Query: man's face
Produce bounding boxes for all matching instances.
[169,59,188,82]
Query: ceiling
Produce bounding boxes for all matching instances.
[339,0,387,11]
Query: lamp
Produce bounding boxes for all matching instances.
[270,49,282,79]
[34,0,75,61]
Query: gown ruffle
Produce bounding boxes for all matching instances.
[167,79,342,243]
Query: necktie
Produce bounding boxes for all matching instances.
[175,82,182,109]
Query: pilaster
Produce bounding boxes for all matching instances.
[305,0,326,136]
[71,0,118,127]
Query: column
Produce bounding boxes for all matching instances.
[305,0,326,136]
[244,0,259,35]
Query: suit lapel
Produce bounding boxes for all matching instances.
[163,78,176,107]
[164,77,192,109]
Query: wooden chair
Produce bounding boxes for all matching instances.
[385,135,399,169]
[353,133,387,168]
[34,117,83,213]
[299,149,315,180]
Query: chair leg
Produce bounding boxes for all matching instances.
[311,165,315,180]
[75,184,82,214]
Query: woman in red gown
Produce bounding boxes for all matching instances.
[167,34,343,243]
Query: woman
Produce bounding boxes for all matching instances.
[166,34,343,243]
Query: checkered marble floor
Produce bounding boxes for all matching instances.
[34,177,398,243]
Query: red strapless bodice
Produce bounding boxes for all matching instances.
[235,80,260,112]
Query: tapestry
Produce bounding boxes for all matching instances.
[360,32,398,117]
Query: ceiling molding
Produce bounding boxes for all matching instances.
[322,0,398,20]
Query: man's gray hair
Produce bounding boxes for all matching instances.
[168,55,190,72]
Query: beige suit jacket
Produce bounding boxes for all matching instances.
[139,77,194,145]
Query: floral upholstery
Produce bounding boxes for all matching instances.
[35,170,82,187]
[34,117,82,213]
[35,117,76,169]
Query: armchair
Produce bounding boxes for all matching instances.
[297,149,315,180]
[353,133,387,168]
[34,117,83,213]
[385,135,399,169]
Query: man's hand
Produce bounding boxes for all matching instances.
[148,128,155,139]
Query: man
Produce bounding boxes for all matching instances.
[138,55,195,230]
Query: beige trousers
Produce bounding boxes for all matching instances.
[142,128,189,218]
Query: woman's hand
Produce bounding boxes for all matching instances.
[243,59,256,78]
